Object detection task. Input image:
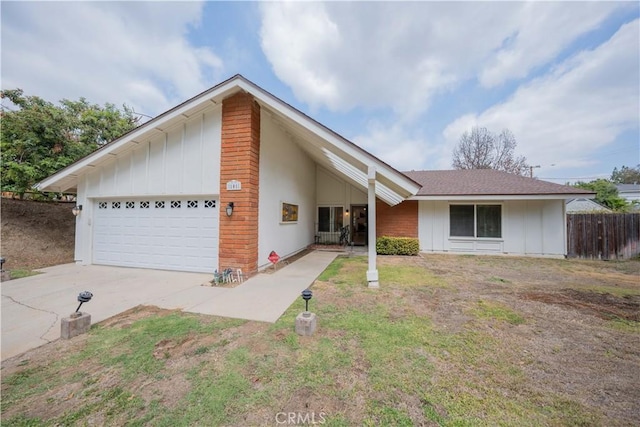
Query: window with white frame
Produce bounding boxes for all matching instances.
[450,204,502,238]
[318,206,343,232]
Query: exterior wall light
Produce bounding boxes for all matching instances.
[226,202,234,217]
[72,205,83,216]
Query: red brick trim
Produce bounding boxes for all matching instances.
[376,200,418,238]
[219,92,260,275]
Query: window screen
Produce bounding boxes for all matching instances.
[450,205,474,237]
[318,207,343,232]
[318,207,331,232]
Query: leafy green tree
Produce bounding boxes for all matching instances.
[574,179,629,211]
[610,165,640,184]
[1,89,138,197]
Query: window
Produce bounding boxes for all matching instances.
[187,200,198,209]
[98,202,107,209]
[112,202,121,209]
[155,201,165,209]
[204,200,216,208]
[450,204,501,238]
[125,201,135,209]
[450,205,474,237]
[318,206,343,232]
[140,201,149,209]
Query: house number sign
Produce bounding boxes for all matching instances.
[226,180,241,191]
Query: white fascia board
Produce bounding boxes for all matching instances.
[36,79,240,192]
[409,193,596,201]
[237,80,420,196]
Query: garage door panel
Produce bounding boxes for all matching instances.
[93,198,219,273]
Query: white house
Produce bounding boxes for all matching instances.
[616,184,640,204]
[404,170,595,257]
[36,75,594,282]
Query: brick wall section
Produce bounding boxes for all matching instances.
[219,92,261,276]
[376,200,419,238]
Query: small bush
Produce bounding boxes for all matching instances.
[376,236,420,256]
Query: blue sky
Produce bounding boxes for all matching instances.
[2,1,638,184]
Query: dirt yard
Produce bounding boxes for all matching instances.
[0,198,76,271]
[2,253,638,425]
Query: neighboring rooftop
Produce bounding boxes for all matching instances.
[616,183,640,192]
[566,198,612,213]
[404,169,595,197]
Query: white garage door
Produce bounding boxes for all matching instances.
[93,198,218,273]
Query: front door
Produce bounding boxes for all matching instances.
[351,205,368,245]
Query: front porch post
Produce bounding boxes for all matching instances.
[367,166,379,288]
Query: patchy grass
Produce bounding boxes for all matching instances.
[472,300,525,325]
[608,317,640,333]
[2,254,638,426]
[7,269,40,280]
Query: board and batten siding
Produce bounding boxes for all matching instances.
[316,167,368,207]
[73,107,222,264]
[418,199,566,256]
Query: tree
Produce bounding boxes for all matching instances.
[452,126,529,176]
[610,165,640,184]
[574,179,629,211]
[1,89,138,197]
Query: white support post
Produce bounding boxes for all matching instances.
[367,166,379,288]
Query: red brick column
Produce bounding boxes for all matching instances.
[375,200,418,238]
[219,92,260,276]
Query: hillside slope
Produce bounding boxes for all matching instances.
[1,198,76,270]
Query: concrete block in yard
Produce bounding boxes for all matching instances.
[295,312,317,336]
[61,312,91,339]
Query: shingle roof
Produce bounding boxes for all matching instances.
[403,169,595,196]
[566,198,612,213]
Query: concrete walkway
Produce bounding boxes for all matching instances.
[1,250,338,361]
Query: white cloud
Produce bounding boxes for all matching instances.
[479,2,621,87]
[259,2,623,119]
[1,2,223,116]
[353,122,434,171]
[442,19,640,172]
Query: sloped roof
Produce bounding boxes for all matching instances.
[404,169,595,199]
[35,74,420,205]
[566,198,612,213]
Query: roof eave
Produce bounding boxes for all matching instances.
[35,74,421,202]
[35,75,246,193]
[409,193,596,201]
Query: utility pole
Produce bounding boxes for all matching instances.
[529,165,541,178]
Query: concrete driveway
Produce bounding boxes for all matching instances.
[1,251,337,361]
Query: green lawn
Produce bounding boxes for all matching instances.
[2,254,638,426]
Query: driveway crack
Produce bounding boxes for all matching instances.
[4,295,59,343]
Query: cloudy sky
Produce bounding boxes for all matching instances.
[2,1,638,183]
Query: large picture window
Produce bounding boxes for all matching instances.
[450,204,501,238]
[318,206,343,232]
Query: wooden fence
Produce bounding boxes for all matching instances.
[567,213,640,260]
